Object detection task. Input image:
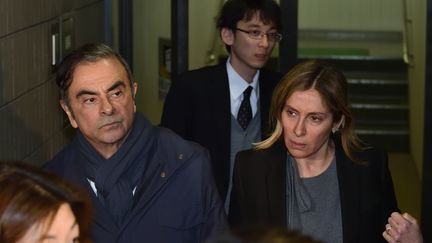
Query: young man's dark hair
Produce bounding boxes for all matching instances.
[217,0,282,52]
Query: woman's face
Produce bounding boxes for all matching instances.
[17,203,79,243]
[281,89,337,161]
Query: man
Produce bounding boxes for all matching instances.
[44,43,227,243]
[161,0,282,210]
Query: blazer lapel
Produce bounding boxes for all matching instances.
[266,140,288,226]
[209,62,231,138]
[258,70,273,137]
[335,140,361,242]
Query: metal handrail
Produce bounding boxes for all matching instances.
[402,0,413,66]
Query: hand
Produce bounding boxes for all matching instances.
[383,212,423,243]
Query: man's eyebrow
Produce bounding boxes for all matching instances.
[107,80,126,92]
[76,89,98,99]
[75,80,126,99]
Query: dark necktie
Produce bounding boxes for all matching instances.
[237,86,253,130]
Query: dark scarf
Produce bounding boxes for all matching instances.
[74,113,156,226]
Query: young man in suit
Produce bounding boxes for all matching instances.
[161,0,283,211]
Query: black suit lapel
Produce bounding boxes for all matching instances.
[209,63,231,134]
[208,63,232,199]
[266,140,288,226]
[335,139,361,242]
[259,70,273,137]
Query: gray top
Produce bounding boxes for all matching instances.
[302,158,343,243]
[286,156,343,243]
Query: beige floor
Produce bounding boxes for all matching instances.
[388,152,421,219]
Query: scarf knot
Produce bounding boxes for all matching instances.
[74,113,156,225]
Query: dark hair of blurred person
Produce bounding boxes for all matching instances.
[0,161,92,243]
[207,225,320,243]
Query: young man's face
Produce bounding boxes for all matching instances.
[60,58,137,156]
[221,13,278,78]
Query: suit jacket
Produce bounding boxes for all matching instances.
[161,62,282,201]
[45,126,227,243]
[229,137,399,243]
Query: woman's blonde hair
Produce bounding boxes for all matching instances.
[256,60,365,162]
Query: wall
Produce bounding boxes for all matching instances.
[406,0,426,176]
[133,0,223,124]
[298,0,403,31]
[0,0,105,166]
[188,0,223,70]
[132,0,171,125]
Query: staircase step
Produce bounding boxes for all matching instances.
[348,78,408,97]
[357,133,409,152]
[355,126,409,152]
[350,102,408,109]
[351,102,408,126]
[345,71,407,80]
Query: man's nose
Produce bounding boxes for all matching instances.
[100,97,115,115]
[259,34,270,48]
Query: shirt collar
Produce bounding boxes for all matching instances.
[226,57,260,100]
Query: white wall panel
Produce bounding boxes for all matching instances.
[299,0,403,31]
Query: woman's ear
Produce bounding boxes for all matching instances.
[332,115,345,133]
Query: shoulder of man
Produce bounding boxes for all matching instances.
[155,126,210,163]
[175,63,226,86]
[43,142,78,176]
[260,68,283,82]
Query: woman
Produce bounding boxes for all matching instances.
[0,161,92,243]
[228,60,422,243]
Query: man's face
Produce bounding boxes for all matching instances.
[61,58,137,155]
[221,13,277,77]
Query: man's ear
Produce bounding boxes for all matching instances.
[132,82,138,98]
[60,100,78,128]
[132,82,138,112]
[221,27,234,46]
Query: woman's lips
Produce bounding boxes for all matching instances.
[290,140,306,149]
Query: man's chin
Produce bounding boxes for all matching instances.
[98,130,128,145]
[251,59,269,69]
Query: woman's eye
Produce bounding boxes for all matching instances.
[286,109,296,117]
[310,115,322,122]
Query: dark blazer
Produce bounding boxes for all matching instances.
[161,62,282,201]
[229,137,399,243]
